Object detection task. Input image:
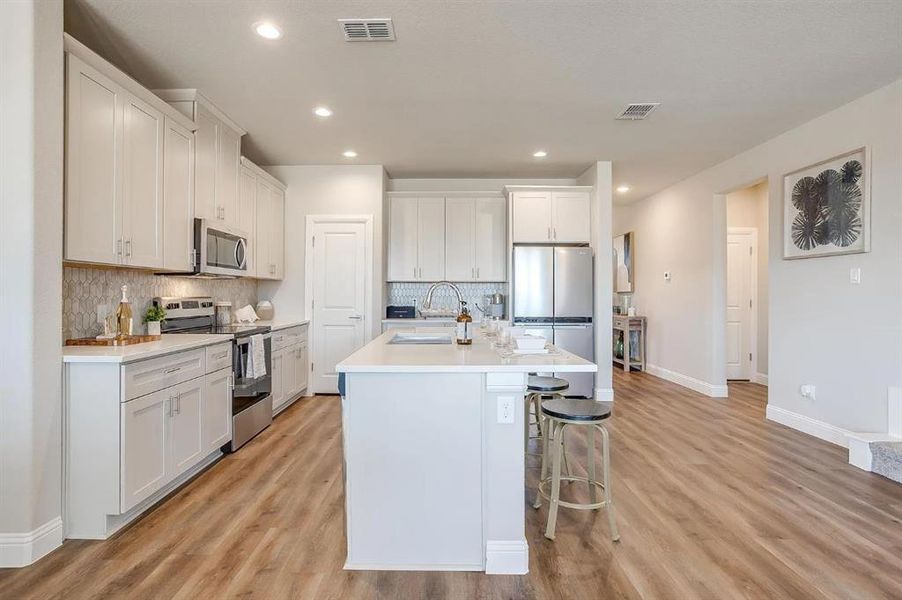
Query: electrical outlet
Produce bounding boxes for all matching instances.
[96,303,111,324]
[799,384,816,401]
[497,395,515,424]
[663,271,672,282]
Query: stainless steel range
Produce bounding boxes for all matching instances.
[154,296,272,451]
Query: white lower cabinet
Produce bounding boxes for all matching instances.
[120,388,168,512]
[66,343,234,539]
[271,327,309,416]
[203,367,233,452]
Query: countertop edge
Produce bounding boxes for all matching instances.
[62,335,234,364]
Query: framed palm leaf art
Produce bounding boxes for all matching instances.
[783,147,870,259]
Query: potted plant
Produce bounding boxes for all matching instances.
[143,304,166,336]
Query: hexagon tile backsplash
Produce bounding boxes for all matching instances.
[386,282,507,318]
[63,266,257,340]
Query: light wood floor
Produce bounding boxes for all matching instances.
[3,370,902,599]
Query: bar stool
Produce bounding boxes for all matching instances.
[533,398,620,542]
[524,375,569,455]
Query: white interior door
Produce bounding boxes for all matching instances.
[726,229,755,380]
[312,221,367,393]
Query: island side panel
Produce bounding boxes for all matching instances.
[483,372,529,575]
[343,372,484,570]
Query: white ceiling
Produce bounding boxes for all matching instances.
[65,0,902,202]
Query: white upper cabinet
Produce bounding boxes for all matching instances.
[65,43,195,270]
[511,191,553,243]
[510,188,591,244]
[243,157,286,280]
[155,90,246,230]
[444,197,506,282]
[193,105,219,222]
[121,95,164,268]
[444,198,476,281]
[417,198,446,281]
[551,191,591,243]
[162,117,195,271]
[388,194,507,282]
[238,165,257,275]
[65,53,122,266]
[474,197,507,281]
[388,196,420,281]
[388,196,446,281]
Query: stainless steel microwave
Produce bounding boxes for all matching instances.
[193,219,249,277]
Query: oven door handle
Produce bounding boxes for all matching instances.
[235,332,272,345]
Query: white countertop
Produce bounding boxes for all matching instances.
[382,318,456,323]
[254,319,309,331]
[337,327,596,374]
[62,334,234,364]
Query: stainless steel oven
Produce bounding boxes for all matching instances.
[194,219,249,277]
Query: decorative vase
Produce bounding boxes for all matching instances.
[147,321,161,336]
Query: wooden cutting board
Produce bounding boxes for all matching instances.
[65,335,162,346]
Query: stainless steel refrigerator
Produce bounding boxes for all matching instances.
[512,246,594,397]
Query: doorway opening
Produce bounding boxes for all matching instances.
[725,181,768,383]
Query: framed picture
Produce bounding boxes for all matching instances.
[613,232,634,293]
[783,147,870,259]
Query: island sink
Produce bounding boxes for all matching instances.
[388,332,453,345]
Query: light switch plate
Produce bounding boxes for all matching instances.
[850,267,861,284]
[497,395,515,424]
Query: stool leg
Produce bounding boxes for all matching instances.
[544,422,567,540]
[534,417,551,509]
[598,424,620,542]
[561,427,572,480]
[587,425,598,505]
[533,394,542,435]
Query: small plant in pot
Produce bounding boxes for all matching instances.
[144,305,166,336]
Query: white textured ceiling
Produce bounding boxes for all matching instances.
[65,0,902,201]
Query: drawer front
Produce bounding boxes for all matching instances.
[272,325,307,351]
[123,349,206,401]
[205,343,232,373]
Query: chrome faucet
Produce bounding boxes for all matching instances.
[422,281,465,314]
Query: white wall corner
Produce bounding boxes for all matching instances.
[765,405,851,448]
[846,435,874,471]
[751,373,769,386]
[0,516,63,568]
[646,364,728,398]
[485,539,529,575]
[595,387,614,402]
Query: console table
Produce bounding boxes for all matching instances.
[613,315,646,372]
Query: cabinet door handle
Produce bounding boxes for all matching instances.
[163,366,181,374]
[547,227,551,240]
[476,267,480,279]
[553,228,557,240]
[228,374,235,390]
[116,239,123,256]
[125,240,132,257]
[348,315,362,320]
[168,396,175,417]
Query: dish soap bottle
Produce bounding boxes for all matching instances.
[456,302,473,345]
[116,285,133,338]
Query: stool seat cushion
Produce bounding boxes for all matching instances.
[527,376,570,392]
[541,398,612,422]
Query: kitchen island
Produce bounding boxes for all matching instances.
[336,328,596,574]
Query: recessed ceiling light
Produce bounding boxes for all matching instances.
[616,185,631,193]
[343,150,357,158]
[533,150,547,158]
[254,22,282,40]
[314,106,333,118]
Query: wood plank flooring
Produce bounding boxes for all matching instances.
[3,370,902,599]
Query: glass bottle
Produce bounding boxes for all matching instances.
[456,302,473,345]
[116,285,133,338]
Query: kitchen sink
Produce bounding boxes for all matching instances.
[388,332,453,345]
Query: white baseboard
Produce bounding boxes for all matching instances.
[595,387,614,402]
[751,373,769,386]
[0,516,63,568]
[485,539,529,575]
[765,405,851,448]
[645,364,728,398]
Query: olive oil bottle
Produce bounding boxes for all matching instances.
[116,285,133,338]
[456,302,473,345]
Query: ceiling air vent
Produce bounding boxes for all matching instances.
[338,18,396,41]
[616,103,660,121]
